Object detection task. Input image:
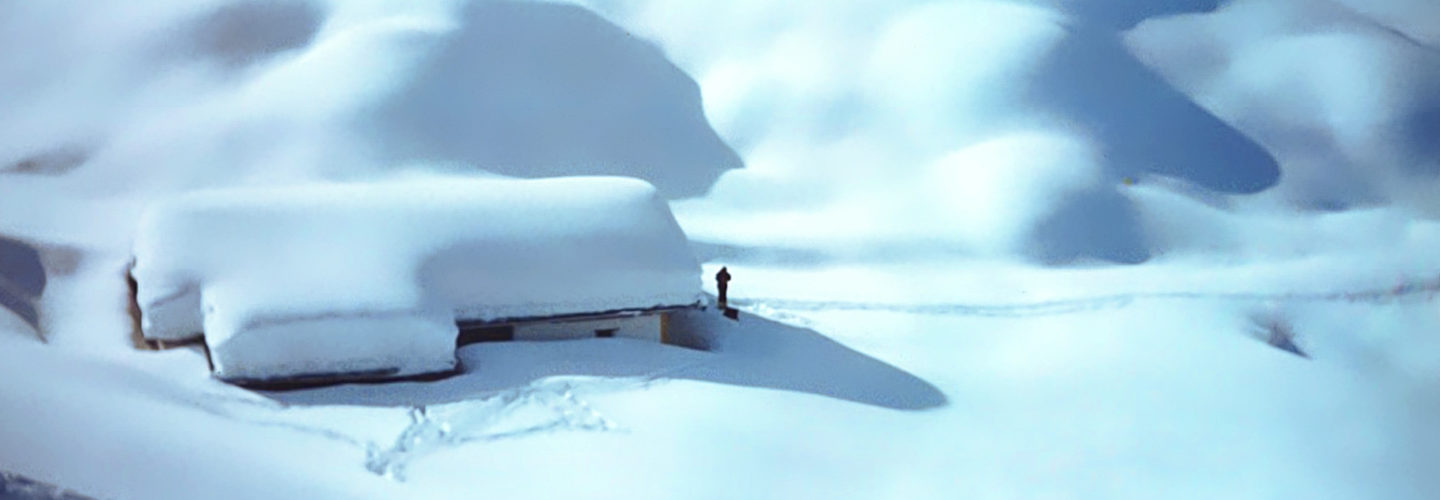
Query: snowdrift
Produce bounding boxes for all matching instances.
[130,176,702,382]
[366,1,743,199]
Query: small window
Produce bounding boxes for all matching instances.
[595,328,617,338]
[457,324,514,346]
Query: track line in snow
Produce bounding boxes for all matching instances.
[198,358,709,482]
[363,377,645,481]
[730,277,1440,318]
[360,361,715,482]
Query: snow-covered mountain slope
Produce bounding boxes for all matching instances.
[2,0,1435,263]
[575,0,1440,262]
[2,0,1440,498]
[1128,0,1440,214]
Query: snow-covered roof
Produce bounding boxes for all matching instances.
[130,176,702,380]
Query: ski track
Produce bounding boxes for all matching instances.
[731,277,1440,318]
[361,360,720,481]
[205,364,706,482]
[363,377,630,482]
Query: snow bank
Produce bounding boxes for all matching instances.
[131,176,702,381]
[0,334,401,500]
[577,0,1440,264]
[652,1,1079,260]
[1126,0,1440,215]
[362,1,742,198]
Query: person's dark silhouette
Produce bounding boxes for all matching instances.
[715,266,731,308]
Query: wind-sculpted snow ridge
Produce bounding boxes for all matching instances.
[1127,0,1440,214]
[731,274,1440,318]
[367,1,742,199]
[364,377,645,482]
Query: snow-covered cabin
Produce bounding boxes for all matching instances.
[130,177,703,384]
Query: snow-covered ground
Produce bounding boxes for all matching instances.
[3,0,1439,498]
[4,272,1439,499]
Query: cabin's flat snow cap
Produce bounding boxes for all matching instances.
[207,307,459,382]
[132,175,702,334]
[412,176,706,319]
[132,175,680,280]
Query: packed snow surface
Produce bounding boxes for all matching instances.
[3,0,1440,498]
[131,176,701,380]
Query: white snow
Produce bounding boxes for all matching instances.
[131,176,701,380]
[0,334,404,500]
[1125,0,1440,215]
[2,0,1440,498]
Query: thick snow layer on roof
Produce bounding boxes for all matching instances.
[130,175,702,380]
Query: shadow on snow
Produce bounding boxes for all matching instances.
[0,236,44,331]
[1024,0,1281,264]
[367,1,743,199]
[262,308,947,411]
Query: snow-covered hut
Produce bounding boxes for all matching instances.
[130,176,703,384]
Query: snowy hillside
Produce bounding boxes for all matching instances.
[2,0,1439,498]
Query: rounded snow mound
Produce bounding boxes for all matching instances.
[131,175,703,381]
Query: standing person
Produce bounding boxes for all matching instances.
[715,266,731,308]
